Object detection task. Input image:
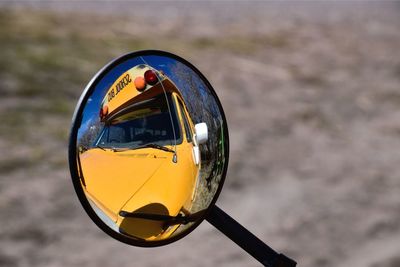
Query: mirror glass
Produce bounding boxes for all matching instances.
[70,51,228,245]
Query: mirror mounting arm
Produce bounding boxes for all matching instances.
[206,205,297,267]
[119,209,206,226]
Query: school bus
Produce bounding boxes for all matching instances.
[79,64,208,240]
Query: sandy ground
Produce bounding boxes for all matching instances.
[0,1,400,267]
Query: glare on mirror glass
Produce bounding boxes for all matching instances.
[75,54,227,242]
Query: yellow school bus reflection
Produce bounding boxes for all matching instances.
[79,64,208,240]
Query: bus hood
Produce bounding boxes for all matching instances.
[79,148,169,222]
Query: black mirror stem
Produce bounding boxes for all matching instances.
[206,205,297,267]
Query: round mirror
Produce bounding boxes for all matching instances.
[69,50,229,246]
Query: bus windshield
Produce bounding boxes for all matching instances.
[95,93,181,149]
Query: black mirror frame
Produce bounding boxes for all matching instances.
[68,50,230,247]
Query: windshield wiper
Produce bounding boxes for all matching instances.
[96,144,121,152]
[142,143,175,153]
[95,144,106,151]
[111,143,174,153]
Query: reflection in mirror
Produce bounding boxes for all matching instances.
[74,52,228,244]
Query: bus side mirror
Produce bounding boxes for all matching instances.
[69,50,229,247]
[69,50,296,267]
[195,123,208,145]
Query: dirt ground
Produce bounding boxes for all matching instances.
[0,2,400,267]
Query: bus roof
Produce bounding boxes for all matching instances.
[99,64,183,122]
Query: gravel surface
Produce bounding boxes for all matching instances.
[0,2,399,267]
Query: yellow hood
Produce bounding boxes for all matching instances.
[80,148,169,222]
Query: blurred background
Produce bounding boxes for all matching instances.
[0,1,399,266]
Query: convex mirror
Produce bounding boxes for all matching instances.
[69,50,229,246]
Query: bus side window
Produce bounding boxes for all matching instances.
[177,99,193,143]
